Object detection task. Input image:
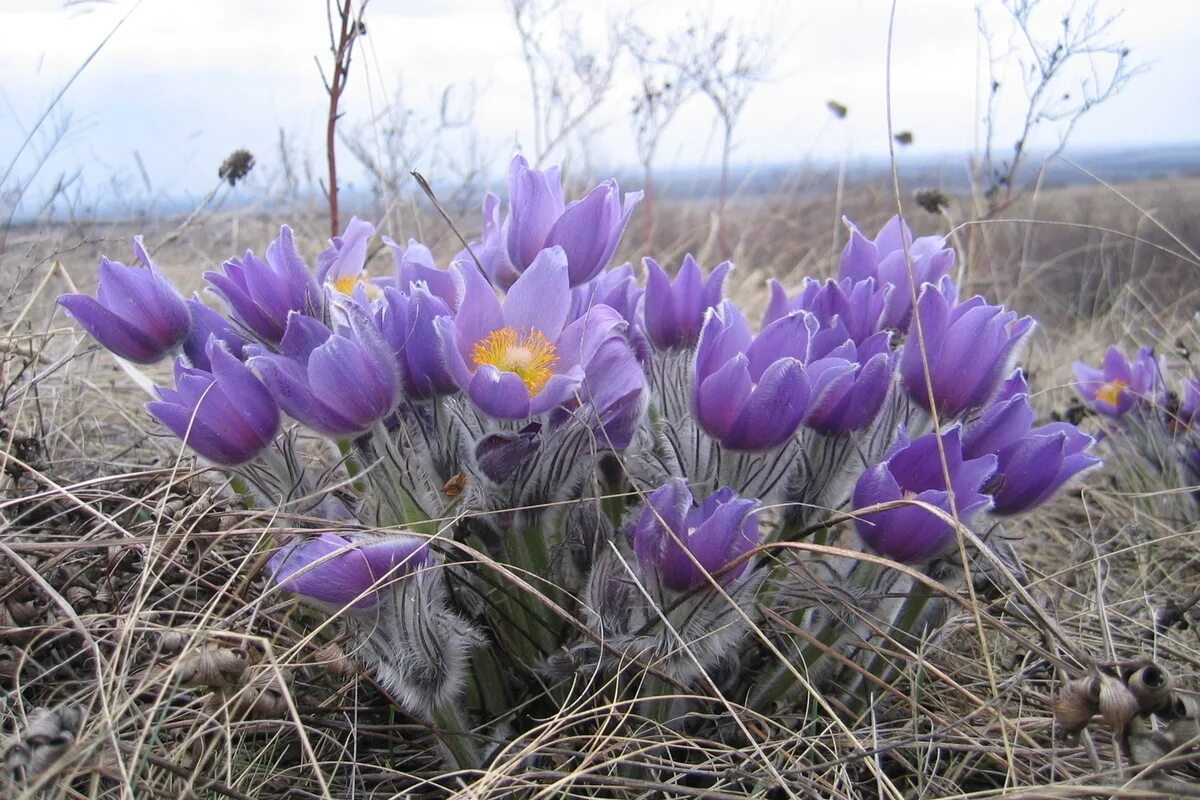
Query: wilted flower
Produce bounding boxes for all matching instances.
[247,304,400,437]
[504,155,642,286]
[58,237,191,364]
[146,340,280,466]
[633,478,760,592]
[694,302,811,451]
[383,236,462,310]
[852,427,997,563]
[375,285,457,400]
[317,217,376,295]
[643,254,731,350]
[962,372,1099,514]
[839,216,955,330]
[1072,346,1161,417]
[440,247,636,419]
[269,532,431,611]
[182,297,247,371]
[900,283,1034,419]
[205,226,324,344]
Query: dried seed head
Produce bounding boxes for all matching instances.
[1097,672,1141,733]
[1128,663,1174,714]
[1053,676,1099,732]
[175,643,250,689]
[312,641,354,678]
[156,630,189,655]
[3,706,82,786]
[218,149,255,186]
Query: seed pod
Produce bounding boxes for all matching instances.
[1097,671,1140,733]
[1053,676,1098,732]
[1128,663,1174,714]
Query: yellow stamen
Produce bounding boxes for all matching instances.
[331,274,381,301]
[471,326,559,394]
[1096,378,1128,406]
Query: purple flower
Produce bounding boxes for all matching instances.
[247,304,400,437]
[556,322,648,449]
[269,532,431,612]
[852,427,997,563]
[317,216,375,294]
[375,285,458,399]
[439,246,612,419]
[763,276,885,345]
[1179,379,1200,429]
[205,226,324,344]
[1072,346,1161,417]
[146,340,280,466]
[57,237,191,364]
[384,236,463,310]
[460,192,519,290]
[694,302,811,451]
[900,283,1034,419]
[182,297,247,371]
[504,155,642,287]
[643,255,731,350]
[839,216,956,330]
[805,329,895,434]
[633,479,760,592]
[962,372,1100,514]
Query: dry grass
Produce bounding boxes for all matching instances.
[1,173,1198,798]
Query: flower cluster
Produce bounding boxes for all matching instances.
[59,155,1101,766]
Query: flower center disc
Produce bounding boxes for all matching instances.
[1096,378,1128,406]
[472,327,559,394]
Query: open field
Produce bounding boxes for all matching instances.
[1,170,1199,798]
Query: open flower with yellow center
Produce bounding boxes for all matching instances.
[1073,345,1161,418]
[438,246,629,420]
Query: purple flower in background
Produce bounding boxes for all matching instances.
[556,319,648,449]
[839,216,956,330]
[384,236,463,310]
[633,478,760,592]
[694,302,811,451]
[146,340,280,466]
[439,246,601,419]
[900,283,1034,419]
[643,255,731,350]
[504,155,642,286]
[852,427,997,563]
[317,217,375,294]
[1072,346,1161,417]
[248,304,400,437]
[269,532,432,612]
[205,226,324,344]
[58,237,191,364]
[376,285,458,400]
[182,297,247,371]
[1179,379,1200,428]
[763,276,885,345]
[805,329,895,434]
[462,192,519,290]
[570,263,650,364]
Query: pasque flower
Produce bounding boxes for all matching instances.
[204,226,324,344]
[900,282,1034,419]
[182,297,247,371]
[384,236,463,310]
[962,372,1099,514]
[504,155,642,286]
[763,276,885,345]
[633,478,760,592]
[839,216,956,330]
[269,532,431,611]
[146,339,280,466]
[804,328,894,434]
[460,192,519,290]
[852,427,997,563]
[440,246,636,420]
[58,237,191,364]
[317,217,376,294]
[1072,346,1161,417]
[643,255,731,350]
[694,302,811,451]
[375,285,458,400]
[247,303,400,437]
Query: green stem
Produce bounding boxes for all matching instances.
[431,702,479,771]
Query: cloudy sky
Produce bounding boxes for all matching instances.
[2,0,1197,213]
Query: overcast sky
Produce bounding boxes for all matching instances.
[2,0,1198,213]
